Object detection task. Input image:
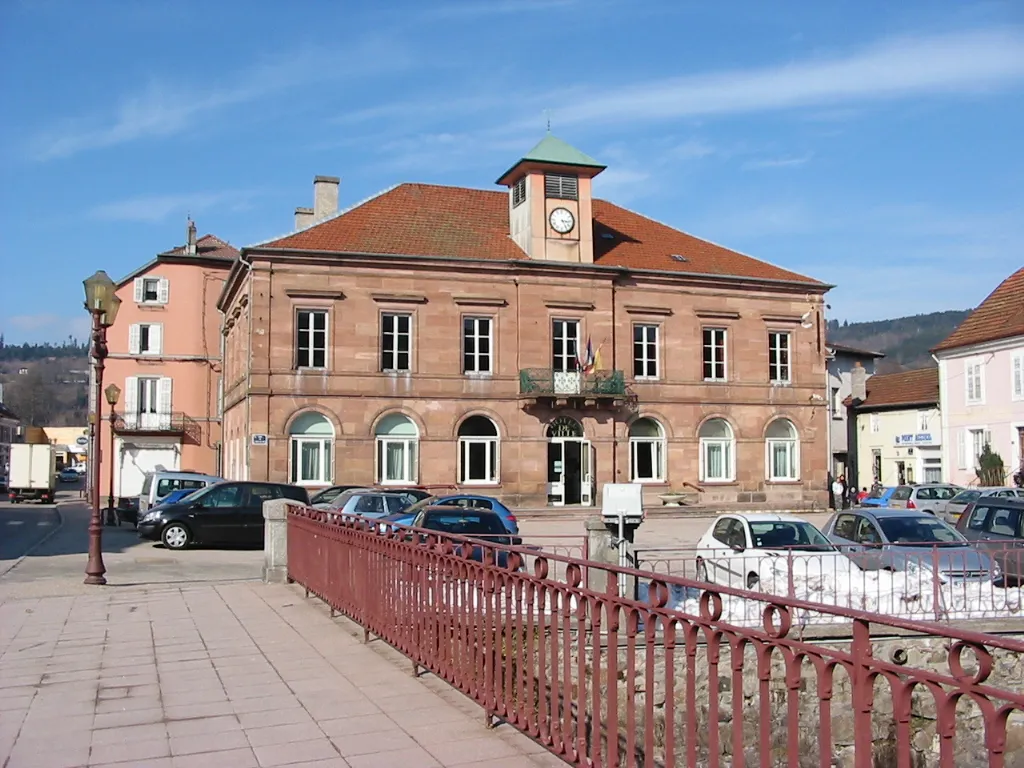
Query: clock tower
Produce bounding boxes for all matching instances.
[496,135,605,264]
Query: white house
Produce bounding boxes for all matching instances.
[933,266,1024,487]
[826,342,883,478]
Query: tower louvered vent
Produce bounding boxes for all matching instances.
[544,173,578,200]
[511,177,527,208]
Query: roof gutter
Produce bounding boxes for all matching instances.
[240,246,833,292]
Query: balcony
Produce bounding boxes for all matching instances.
[518,368,636,410]
[113,411,201,444]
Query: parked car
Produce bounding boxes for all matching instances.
[308,485,366,507]
[955,497,1024,587]
[694,513,852,591]
[58,468,80,483]
[885,484,962,515]
[126,470,223,525]
[326,490,415,519]
[858,486,896,507]
[822,508,1000,583]
[941,487,1024,525]
[150,487,202,509]
[137,481,309,550]
[410,506,522,568]
[397,494,519,534]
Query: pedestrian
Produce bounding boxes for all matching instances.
[831,474,844,512]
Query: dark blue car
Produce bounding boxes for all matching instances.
[380,494,519,533]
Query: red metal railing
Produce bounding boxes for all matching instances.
[286,506,1024,768]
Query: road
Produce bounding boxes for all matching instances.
[0,501,61,574]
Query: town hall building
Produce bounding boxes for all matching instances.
[218,136,832,508]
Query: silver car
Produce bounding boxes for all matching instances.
[886,484,962,515]
[325,490,415,520]
[822,508,1000,583]
[942,487,1024,525]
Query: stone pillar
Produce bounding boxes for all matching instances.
[584,517,638,598]
[263,498,290,583]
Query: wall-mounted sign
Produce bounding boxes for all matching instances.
[75,436,89,446]
[894,433,937,446]
[251,434,268,446]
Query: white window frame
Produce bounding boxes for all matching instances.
[552,319,580,374]
[957,429,968,470]
[629,435,665,483]
[129,323,162,356]
[918,410,930,432]
[376,437,418,485]
[831,387,842,419]
[965,359,985,405]
[632,324,660,380]
[969,427,991,469]
[702,327,727,382]
[765,424,800,482]
[1012,352,1024,401]
[295,309,328,369]
[462,316,493,375]
[458,436,499,484]
[768,331,791,384]
[381,313,412,372]
[699,421,735,483]
[870,413,880,433]
[134,276,169,305]
[289,437,332,486]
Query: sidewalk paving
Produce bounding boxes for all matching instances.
[0,580,567,767]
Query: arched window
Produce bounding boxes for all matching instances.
[629,418,665,482]
[699,418,735,482]
[289,412,333,485]
[766,418,799,481]
[375,413,418,485]
[458,415,499,484]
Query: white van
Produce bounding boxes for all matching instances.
[138,470,223,517]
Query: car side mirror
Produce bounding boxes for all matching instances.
[190,500,204,509]
[731,544,745,553]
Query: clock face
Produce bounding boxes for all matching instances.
[549,207,575,234]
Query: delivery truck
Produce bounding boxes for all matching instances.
[7,443,57,504]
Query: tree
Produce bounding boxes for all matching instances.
[976,444,1005,487]
[2,367,56,426]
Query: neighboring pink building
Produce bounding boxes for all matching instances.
[98,222,238,507]
[934,266,1024,487]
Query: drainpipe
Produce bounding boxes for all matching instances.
[610,275,618,487]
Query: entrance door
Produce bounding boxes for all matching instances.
[562,440,582,505]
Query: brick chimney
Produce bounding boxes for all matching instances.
[313,175,339,221]
[851,360,867,403]
[294,207,314,230]
[185,218,197,255]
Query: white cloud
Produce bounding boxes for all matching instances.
[30,39,412,161]
[88,190,261,224]
[543,27,1024,128]
[743,152,814,170]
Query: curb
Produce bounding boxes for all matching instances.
[0,503,68,580]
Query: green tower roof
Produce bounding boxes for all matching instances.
[496,134,605,184]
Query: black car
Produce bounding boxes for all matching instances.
[137,481,308,550]
[411,507,522,567]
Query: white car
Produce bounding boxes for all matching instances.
[695,513,855,593]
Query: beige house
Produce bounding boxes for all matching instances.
[850,368,942,490]
[218,136,833,508]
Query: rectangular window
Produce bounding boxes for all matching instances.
[544,173,578,200]
[133,276,168,305]
[551,319,579,374]
[970,428,990,467]
[381,313,412,372]
[768,331,791,384]
[966,360,984,404]
[138,377,159,415]
[462,317,492,375]
[702,328,727,381]
[129,323,162,355]
[632,324,659,379]
[918,411,930,432]
[1013,353,1024,401]
[870,413,880,433]
[831,387,842,419]
[295,310,328,369]
[511,177,527,208]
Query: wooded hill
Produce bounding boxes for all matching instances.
[828,310,972,372]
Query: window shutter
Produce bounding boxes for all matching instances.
[957,430,967,470]
[150,324,163,355]
[124,377,138,428]
[1014,355,1023,398]
[158,378,173,424]
[128,324,141,355]
[984,430,992,449]
[157,278,170,304]
[133,278,144,303]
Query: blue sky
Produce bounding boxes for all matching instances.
[1,0,1022,344]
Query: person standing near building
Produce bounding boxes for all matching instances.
[831,475,845,512]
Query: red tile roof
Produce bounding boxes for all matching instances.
[933,266,1024,352]
[856,368,939,409]
[164,234,239,262]
[256,183,823,286]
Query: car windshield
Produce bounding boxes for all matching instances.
[311,487,342,505]
[877,516,964,546]
[867,487,891,500]
[403,497,440,516]
[890,487,913,501]
[422,512,507,537]
[748,521,834,551]
[950,490,982,504]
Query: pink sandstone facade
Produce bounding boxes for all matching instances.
[97,224,237,506]
[219,138,832,508]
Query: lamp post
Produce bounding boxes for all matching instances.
[104,383,121,527]
[83,270,121,586]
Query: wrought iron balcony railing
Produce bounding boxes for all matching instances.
[519,368,627,397]
[113,411,201,443]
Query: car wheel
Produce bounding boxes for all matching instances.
[695,559,710,582]
[746,572,760,591]
[162,523,191,550]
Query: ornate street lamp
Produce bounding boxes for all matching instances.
[104,383,121,527]
[83,270,121,585]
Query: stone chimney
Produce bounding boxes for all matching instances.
[313,175,340,221]
[294,207,314,230]
[851,360,867,403]
[185,218,197,255]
